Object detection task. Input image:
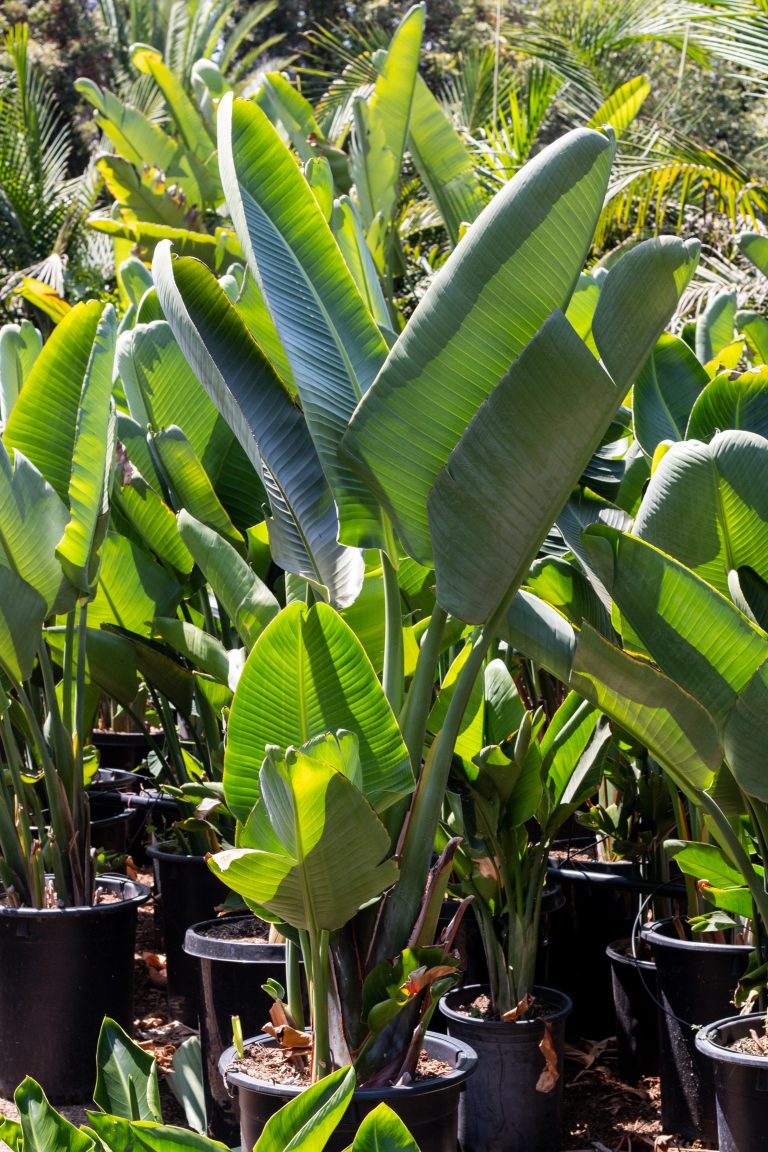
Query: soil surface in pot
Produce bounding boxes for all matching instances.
[0,871,713,1150]
[454,991,561,1020]
[194,917,270,943]
[726,1031,768,1056]
[229,1043,453,1087]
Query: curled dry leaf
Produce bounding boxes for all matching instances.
[262,1022,312,1052]
[401,964,456,997]
[501,993,534,1022]
[536,1021,559,1094]
[141,951,167,988]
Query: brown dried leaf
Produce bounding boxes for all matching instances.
[501,993,534,1022]
[536,1021,559,1093]
[401,964,457,997]
[262,1023,312,1051]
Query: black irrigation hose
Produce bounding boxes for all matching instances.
[546,865,688,900]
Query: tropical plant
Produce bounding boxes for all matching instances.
[124,0,701,1080]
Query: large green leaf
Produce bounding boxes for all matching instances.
[211,734,398,931]
[0,565,47,683]
[252,1066,355,1152]
[737,231,768,278]
[129,1121,228,1151]
[255,72,324,163]
[540,696,610,833]
[223,602,412,820]
[591,237,699,395]
[0,443,70,613]
[330,198,392,333]
[632,333,709,456]
[91,218,240,271]
[407,75,486,246]
[667,840,757,918]
[86,533,181,636]
[94,1018,162,1123]
[687,366,768,441]
[350,5,424,230]
[219,94,390,549]
[96,156,190,229]
[0,320,40,425]
[343,127,615,564]
[177,511,278,649]
[634,431,768,597]
[153,246,363,608]
[501,590,577,686]
[736,310,768,365]
[45,626,138,707]
[4,301,104,500]
[153,618,231,685]
[152,426,243,549]
[57,306,117,595]
[115,465,194,576]
[571,625,720,794]
[351,1104,420,1152]
[15,1078,95,1152]
[427,309,622,623]
[695,290,737,364]
[525,556,611,636]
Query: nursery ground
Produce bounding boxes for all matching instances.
[0,872,709,1151]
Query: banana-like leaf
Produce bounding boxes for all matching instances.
[0,320,40,425]
[117,414,163,491]
[104,625,195,717]
[564,272,600,351]
[211,733,399,931]
[0,566,47,683]
[152,426,243,549]
[15,1078,95,1152]
[427,642,484,763]
[737,231,768,278]
[94,1018,162,1122]
[687,366,768,441]
[525,556,611,636]
[4,301,105,500]
[153,246,363,609]
[45,626,138,707]
[350,1104,420,1152]
[223,602,412,820]
[695,289,737,364]
[86,533,181,636]
[592,237,700,395]
[634,431,768,597]
[344,127,615,564]
[540,697,610,833]
[96,156,189,229]
[735,310,768,365]
[218,94,390,549]
[633,333,708,457]
[350,5,424,230]
[252,1067,356,1152]
[90,217,240,272]
[0,444,71,613]
[131,45,219,205]
[153,619,231,684]
[427,309,623,623]
[501,590,577,687]
[14,279,71,323]
[668,840,757,919]
[556,489,632,609]
[571,625,720,794]
[128,1121,228,1151]
[484,659,525,745]
[115,463,194,576]
[407,75,486,246]
[177,511,278,649]
[583,526,768,799]
[330,197,392,332]
[255,72,324,163]
[57,306,117,595]
[586,75,650,137]
[117,320,266,531]
[233,270,295,391]
[118,258,154,309]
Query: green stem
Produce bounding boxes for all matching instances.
[285,938,304,1030]
[73,602,88,796]
[16,684,71,903]
[62,611,75,733]
[309,929,331,1082]
[399,606,447,772]
[381,551,403,715]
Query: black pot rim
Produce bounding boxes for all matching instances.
[695,1013,768,1069]
[219,1030,477,1099]
[0,873,150,917]
[641,918,753,955]
[439,983,573,1029]
[606,938,656,970]
[147,840,206,864]
[184,914,286,962]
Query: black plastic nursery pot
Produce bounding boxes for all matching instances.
[0,874,150,1103]
[91,730,151,771]
[547,845,641,1038]
[219,1031,477,1152]
[439,983,572,1152]
[87,767,143,793]
[88,793,141,859]
[641,918,752,1146]
[695,1012,768,1152]
[183,915,287,1144]
[147,841,229,1026]
[606,938,659,1082]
